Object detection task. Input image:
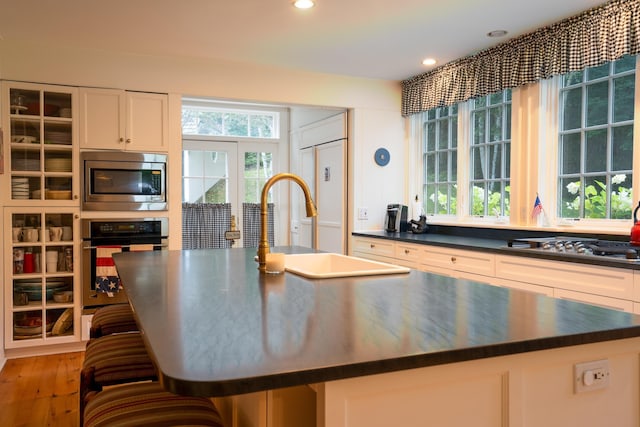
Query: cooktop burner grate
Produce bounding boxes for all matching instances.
[587,241,640,257]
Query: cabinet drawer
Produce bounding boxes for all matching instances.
[421,247,495,276]
[352,238,395,257]
[496,255,633,300]
[554,289,633,313]
[395,243,423,262]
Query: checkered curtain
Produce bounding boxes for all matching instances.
[402,0,640,116]
[182,203,232,249]
[243,203,274,248]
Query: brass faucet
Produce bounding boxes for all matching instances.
[258,173,317,273]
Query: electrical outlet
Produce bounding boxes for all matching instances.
[574,359,610,393]
[358,207,368,220]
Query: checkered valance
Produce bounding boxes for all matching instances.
[402,0,640,116]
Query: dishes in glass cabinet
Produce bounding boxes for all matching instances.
[44,157,72,172]
[14,317,54,336]
[12,158,40,172]
[44,131,71,145]
[10,105,28,114]
[11,135,37,144]
[11,177,30,199]
[14,280,68,301]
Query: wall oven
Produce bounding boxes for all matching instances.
[81,218,168,308]
[81,151,167,211]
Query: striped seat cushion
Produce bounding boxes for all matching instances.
[83,382,225,427]
[90,304,139,338]
[83,332,156,386]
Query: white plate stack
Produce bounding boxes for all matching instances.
[11,177,30,199]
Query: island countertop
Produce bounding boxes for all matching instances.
[113,246,640,398]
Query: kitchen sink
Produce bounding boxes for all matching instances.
[284,253,410,279]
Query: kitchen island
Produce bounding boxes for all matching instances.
[114,246,640,427]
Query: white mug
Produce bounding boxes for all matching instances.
[12,227,21,242]
[62,226,72,241]
[50,227,63,242]
[22,228,38,242]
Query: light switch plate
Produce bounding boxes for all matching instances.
[358,207,368,220]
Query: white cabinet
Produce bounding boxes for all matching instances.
[353,235,639,312]
[4,208,80,349]
[495,255,634,311]
[1,82,78,205]
[1,81,82,353]
[79,88,168,152]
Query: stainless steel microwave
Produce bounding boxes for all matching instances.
[81,151,167,211]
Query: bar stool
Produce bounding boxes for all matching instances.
[80,332,158,420]
[83,382,225,427]
[89,304,139,338]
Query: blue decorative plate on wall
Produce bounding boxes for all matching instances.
[374,148,390,166]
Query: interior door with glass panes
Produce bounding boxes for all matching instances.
[182,140,280,248]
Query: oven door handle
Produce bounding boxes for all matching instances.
[82,243,168,250]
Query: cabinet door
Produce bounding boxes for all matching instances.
[79,87,126,150]
[3,82,78,205]
[126,91,168,152]
[5,208,80,349]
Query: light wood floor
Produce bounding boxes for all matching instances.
[0,352,84,427]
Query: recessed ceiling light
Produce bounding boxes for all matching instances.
[422,58,437,66]
[487,30,508,38]
[293,0,315,9]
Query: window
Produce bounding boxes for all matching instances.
[558,56,635,220]
[243,152,274,203]
[182,150,229,203]
[422,105,458,215]
[182,105,279,139]
[470,90,511,216]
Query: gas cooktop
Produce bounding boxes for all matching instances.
[507,236,640,261]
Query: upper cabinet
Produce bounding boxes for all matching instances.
[78,88,168,153]
[1,81,79,205]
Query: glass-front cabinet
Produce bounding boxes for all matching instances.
[4,208,79,347]
[2,82,78,204]
[2,81,80,351]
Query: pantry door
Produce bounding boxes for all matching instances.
[182,139,280,248]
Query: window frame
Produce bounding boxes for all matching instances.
[182,99,281,140]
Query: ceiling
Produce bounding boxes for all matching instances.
[0,0,606,81]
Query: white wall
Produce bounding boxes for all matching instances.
[0,41,406,246]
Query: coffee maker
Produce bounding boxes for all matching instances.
[385,204,408,232]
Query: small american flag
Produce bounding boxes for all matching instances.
[531,195,543,219]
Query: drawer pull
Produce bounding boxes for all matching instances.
[451,256,457,263]
[404,249,410,255]
[370,244,375,249]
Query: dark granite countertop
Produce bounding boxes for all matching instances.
[353,230,640,270]
[114,246,640,398]
[114,247,640,396]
